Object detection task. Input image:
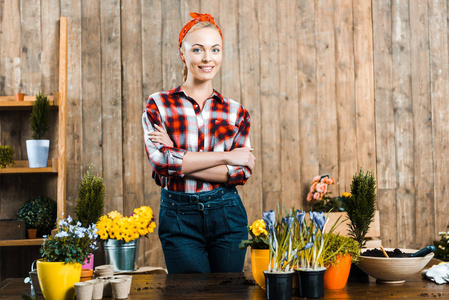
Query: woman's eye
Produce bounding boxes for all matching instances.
[192,48,202,53]
[212,48,220,53]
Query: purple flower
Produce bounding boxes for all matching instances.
[313,211,326,232]
[296,210,305,225]
[301,242,314,251]
[263,210,275,231]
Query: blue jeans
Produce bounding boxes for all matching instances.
[158,186,248,274]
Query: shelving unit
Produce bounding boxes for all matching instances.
[0,17,68,247]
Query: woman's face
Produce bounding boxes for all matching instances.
[181,27,223,83]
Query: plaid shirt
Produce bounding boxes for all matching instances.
[142,86,252,193]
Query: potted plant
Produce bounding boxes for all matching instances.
[294,210,332,299]
[74,164,105,269]
[16,196,57,238]
[0,145,15,169]
[306,175,344,212]
[96,206,156,272]
[345,167,377,247]
[239,219,270,288]
[38,215,98,300]
[322,233,361,289]
[263,208,296,300]
[26,92,50,168]
[433,231,449,261]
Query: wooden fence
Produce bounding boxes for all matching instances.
[1,0,448,269]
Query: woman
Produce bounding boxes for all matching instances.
[142,13,255,274]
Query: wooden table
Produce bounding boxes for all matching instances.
[0,272,447,299]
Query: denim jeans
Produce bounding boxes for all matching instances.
[158,186,248,274]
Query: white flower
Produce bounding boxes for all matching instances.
[55,231,69,238]
[67,215,73,223]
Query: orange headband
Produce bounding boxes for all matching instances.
[178,12,223,59]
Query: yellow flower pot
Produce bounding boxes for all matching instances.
[251,248,270,289]
[37,259,82,300]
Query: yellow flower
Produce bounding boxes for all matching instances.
[107,210,123,220]
[341,192,352,198]
[250,219,268,237]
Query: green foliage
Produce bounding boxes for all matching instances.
[0,145,15,168]
[323,233,361,266]
[345,167,377,246]
[434,232,449,261]
[40,216,98,264]
[75,164,105,227]
[30,92,50,139]
[16,196,57,236]
[312,196,346,212]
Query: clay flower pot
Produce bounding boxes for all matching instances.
[324,254,352,289]
[27,228,37,239]
[80,269,93,282]
[15,93,25,101]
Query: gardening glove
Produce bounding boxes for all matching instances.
[422,263,449,284]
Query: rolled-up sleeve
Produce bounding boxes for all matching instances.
[142,99,187,177]
[226,107,252,186]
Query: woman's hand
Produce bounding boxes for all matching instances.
[148,124,174,147]
[226,147,256,171]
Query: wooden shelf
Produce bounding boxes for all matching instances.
[0,238,43,247]
[0,95,57,110]
[0,158,58,174]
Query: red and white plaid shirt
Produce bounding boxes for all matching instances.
[142,86,252,193]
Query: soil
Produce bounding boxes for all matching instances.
[362,248,412,258]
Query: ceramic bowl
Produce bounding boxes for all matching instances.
[357,248,434,283]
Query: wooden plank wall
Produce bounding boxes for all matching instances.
[0,0,448,269]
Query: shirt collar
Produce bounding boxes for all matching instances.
[170,85,224,103]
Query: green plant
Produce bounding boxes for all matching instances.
[16,196,57,236]
[0,145,15,168]
[75,164,105,228]
[323,233,361,266]
[345,167,377,246]
[40,215,98,264]
[239,219,269,250]
[434,231,449,261]
[30,92,50,139]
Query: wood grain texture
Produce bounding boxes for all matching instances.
[258,0,280,211]
[429,0,449,237]
[410,0,435,249]
[392,0,415,248]
[100,0,123,215]
[141,0,164,269]
[315,0,338,178]
[278,0,300,209]
[297,0,319,206]
[334,0,357,194]
[353,0,376,175]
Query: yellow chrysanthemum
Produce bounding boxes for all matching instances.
[341,192,352,198]
[250,219,268,237]
[107,210,123,220]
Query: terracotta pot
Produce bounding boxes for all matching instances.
[80,268,93,282]
[324,254,352,289]
[15,93,25,101]
[27,228,37,239]
[251,248,270,289]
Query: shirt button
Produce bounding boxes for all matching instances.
[199,149,203,152]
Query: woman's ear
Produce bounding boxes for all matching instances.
[179,46,185,63]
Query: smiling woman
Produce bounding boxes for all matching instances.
[141,13,255,274]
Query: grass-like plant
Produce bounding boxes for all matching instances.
[345,167,377,246]
[323,233,361,266]
[30,92,50,139]
[0,145,15,168]
[75,164,105,228]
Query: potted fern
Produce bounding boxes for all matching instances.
[26,92,50,168]
[75,164,105,269]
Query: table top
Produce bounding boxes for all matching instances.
[0,271,447,299]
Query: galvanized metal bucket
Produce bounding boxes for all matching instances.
[103,238,139,272]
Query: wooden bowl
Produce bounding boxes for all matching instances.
[357,248,434,283]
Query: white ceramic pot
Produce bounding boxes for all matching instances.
[26,140,50,168]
